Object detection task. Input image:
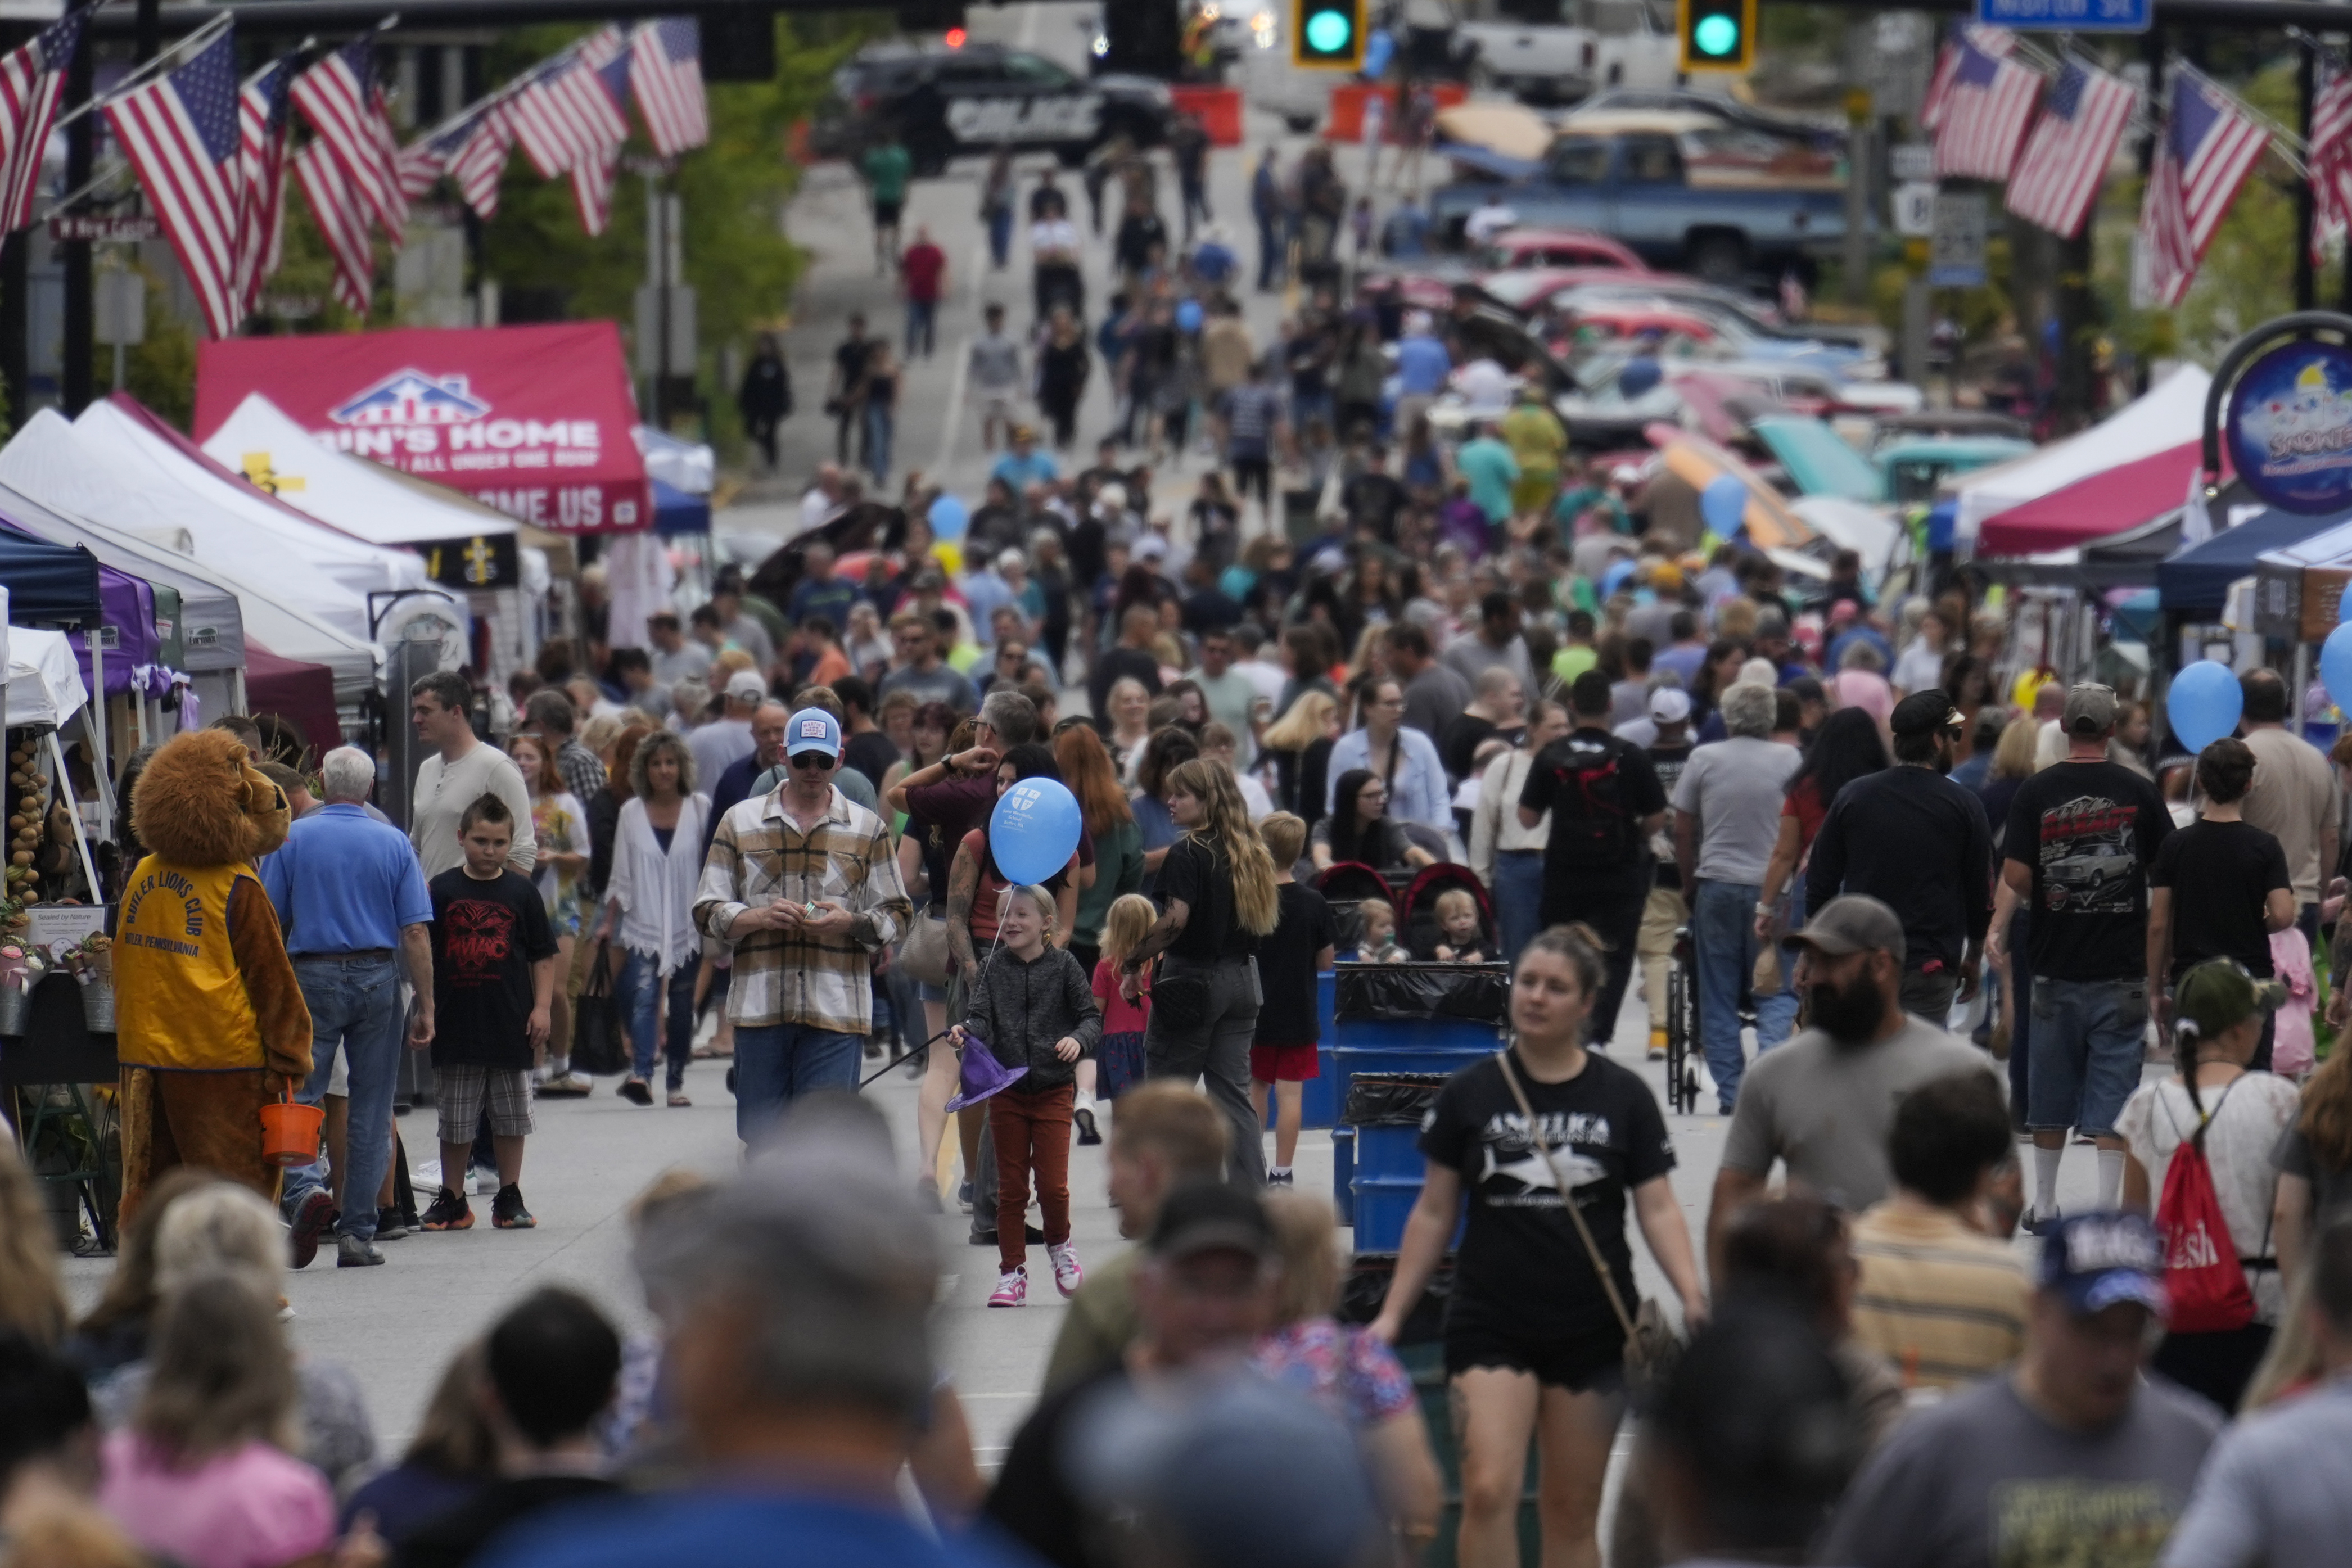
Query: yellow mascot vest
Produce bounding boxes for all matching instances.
[115,855,262,1070]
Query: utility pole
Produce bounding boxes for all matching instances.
[59,31,91,416]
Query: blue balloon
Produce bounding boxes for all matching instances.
[2325,623,2352,713]
[1700,474,1748,539]
[991,778,1082,886]
[1619,356,1663,399]
[2166,659,2244,754]
[1176,298,1203,334]
[1364,29,1394,78]
[928,493,968,539]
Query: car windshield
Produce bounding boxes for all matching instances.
[1001,52,1075,87]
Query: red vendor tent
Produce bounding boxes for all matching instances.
[1976,440,2233,557]
[191,322,649,534]
[243,641,344,757]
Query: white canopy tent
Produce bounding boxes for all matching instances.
[6,624,88,729]
[201,394,524,547]
[1953,365,2214,552]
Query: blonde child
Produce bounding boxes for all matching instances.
[1429,888,1491,964]
[954,884,1101,1308]
[1092,894,1158,1109]
[1347,900,1407,963]
[1251,814,1335,1186]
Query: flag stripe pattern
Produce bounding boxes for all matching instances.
[508,26,628,180]
[630,17,707,159]
[445,102,513,220]
[105,27,243,338]
[1921,25,2014,132]
[0,10,84,236]
[2138,71,2269,308]
[295,139,371,314]
[2312,62,2352,264]
[1932,31,2043,179]
[2006,58,2137,240]
[233,57,294,313]
[291,40,407,242]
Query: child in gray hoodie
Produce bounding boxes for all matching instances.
[951,883,1101,1307]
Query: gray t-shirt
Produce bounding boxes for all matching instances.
[1401,662,1473,745]
[970,332,1023,392]
[1823,1375,2220,1568]
[2159,1377,2352,1568]
[879,661,981,714]
[1672,736,1800,885]
[1721,1016,1997,1210]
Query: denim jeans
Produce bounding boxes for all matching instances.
[615,950,694,1090]
[1256,217,1281,288]
[279,955,404,1241]
[905,300,937,358]
[988,205,1013,267]
[1492,851,1545,964]
[2026,975,2149,1137]
[1692,879,1798,1113]
[864,403,895,482]
[733,1022,864,1143]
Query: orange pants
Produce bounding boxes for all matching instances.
[990,1082,1073,1275]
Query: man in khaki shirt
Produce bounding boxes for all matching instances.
[1199,305,1256,449]
[2238,668,2339,938]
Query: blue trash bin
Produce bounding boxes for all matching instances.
[1331,1124,1353,1226]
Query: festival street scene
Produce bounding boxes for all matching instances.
[7,0,2352,1564]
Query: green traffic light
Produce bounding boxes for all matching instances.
[1692,13,1738,54]
[1304,8,1352,53]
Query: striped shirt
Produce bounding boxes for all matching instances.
[1849,1197,2029,1391]
[693,785,910,1034]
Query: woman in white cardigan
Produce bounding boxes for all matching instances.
[603,730,711,1107]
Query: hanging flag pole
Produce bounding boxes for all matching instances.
[47,9,230,137]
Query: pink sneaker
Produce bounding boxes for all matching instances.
[988,1267,1027,1307]
[1049,1240,1084,1298]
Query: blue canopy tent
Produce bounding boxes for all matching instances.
[0,530,101,627]
[2157,506,2352,614]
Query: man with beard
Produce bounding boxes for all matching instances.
[1703,895,1997,1277]
[1804,689,1993,1023]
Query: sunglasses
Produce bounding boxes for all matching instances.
[788,752,836,770]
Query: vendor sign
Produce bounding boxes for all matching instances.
[2225,339,2352,516]
[191,323,649,534]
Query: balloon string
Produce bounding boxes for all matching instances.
[856,886,1017,1094]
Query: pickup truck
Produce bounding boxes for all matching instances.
[1428,115,1851,283]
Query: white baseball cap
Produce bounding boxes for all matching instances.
[725,671,767,702]
[1649,688,1692,724]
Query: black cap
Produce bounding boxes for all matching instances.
[1148,1181,1276,1263]
[1889,688,1963,738]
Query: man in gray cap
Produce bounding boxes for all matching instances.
[1703,894,1997,1277]
[1986,681,2172,1229]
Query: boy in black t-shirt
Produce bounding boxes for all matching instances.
[422,794,559,1233]
[1248,815,1337,1186]
[2149,738,2295,1063]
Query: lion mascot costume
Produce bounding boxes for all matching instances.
[114,729,313,1222]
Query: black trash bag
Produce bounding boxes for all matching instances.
[1343,1072,1453,1127]
[1339,1250,1453,1345]
[1334,962,1510,1023]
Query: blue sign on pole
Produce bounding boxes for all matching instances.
[1977,0,2148,31]
[2226,340,2352,516]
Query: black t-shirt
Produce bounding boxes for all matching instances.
[842,729,900,790]
[2002,760,2172,982]
[1520,728,1667,884]
[833,339,870,397]
[2150,818,2291,978]
[1804,765,1992,972]
[427,868,559,1070]
[1420,1048,1676,1335]
[1441,713,1521,782]
[1254,881,1335,1047]
[1159,835,1260,961]
[1646,740,1695,890]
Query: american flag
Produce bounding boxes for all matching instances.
[2006,58,2137,240]
[0,10,84,236]
[444,102,513,220]
[234,57,293,314]
[104,26,243,338]
[2311,61,2352,265]
[630,18,707,159]
[509,27,629,182]
[2137,71,2269,308]
[1921,25,2013,132]
[1931,30,2043,179]
[295,139,371,314]
[291,39,407,244]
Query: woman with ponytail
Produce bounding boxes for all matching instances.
[1117,757,1281,1182]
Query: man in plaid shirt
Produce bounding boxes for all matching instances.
[696,707,911,1143]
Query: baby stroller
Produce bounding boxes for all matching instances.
[1317,861,1399,956]
[1397,864,1497,963]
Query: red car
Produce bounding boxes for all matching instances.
[1476,228,1650,275]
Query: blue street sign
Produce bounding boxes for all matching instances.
[1977,0,2147,31]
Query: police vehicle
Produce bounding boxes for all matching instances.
[819,42,1174,175]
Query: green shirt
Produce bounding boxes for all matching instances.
[1042,1245,1141,1393]
[1554,644,1598,685]
[863,143,911,204]
[1456,436,1520,525]
[1075,818,1144,946]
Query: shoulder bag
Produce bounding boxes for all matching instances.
[571,941,627,1076]
[898,912,952,988]
[1494,1048,1682,1394]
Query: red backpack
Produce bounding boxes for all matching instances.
[2154,1080,2255,1335]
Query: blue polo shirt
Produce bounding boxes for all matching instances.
[1396,333,1451,395]
[262,802,434,954]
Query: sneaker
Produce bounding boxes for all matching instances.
[374,1206,412,1241]
[491,1185,537,1229]
[958,1181,974,1213]
[618,1077,653,1106]
[988,1267,1028,1307]
[336,1233,385,1268]
[1073,1103,1101,1146]
[1647,1029,1668,1061]
[419,1189,473,1231]
[470,1165,499,1196]
[1267,1169,1294,1186]
[2022,1206,2063,1237]
[1049,1241,1084,1297]
[539,1074,594,1097]
[287,1190,335,1269]
[667,1090,692,1108]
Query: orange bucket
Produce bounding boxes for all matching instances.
[259,1082,324,1168]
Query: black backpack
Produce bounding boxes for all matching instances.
[1544,742,1634,870]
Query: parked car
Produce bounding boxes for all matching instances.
[1427,114,1852,282]
[1873,436,2034,504]
[1477,226,1650,273]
